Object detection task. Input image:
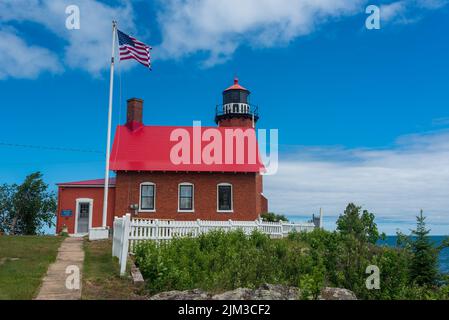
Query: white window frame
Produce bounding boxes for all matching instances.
[139,182,156,212]
[74,198,93,235]
[217,183,233,213]
[178,182,194,213]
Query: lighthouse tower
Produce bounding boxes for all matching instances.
[215,78,259,128]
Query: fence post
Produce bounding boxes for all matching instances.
[228,219,233,232]
[319,208,323,229]
[120,213,131,276]
[112,216,117,257]
[197,219,201,236]
[281,220,286,238]
[155,219,159,241]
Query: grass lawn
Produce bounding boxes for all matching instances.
[0,236,63,300]
[82,239,148,300]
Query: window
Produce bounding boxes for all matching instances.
[178,183,194,212]
[140,183,155,211]
[217,183,233,212]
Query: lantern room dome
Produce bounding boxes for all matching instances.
[223,77,249,92]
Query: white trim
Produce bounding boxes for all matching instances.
[217,183,233,213]
[139,182,156,212]
[74,198,93,235]
[178,182,194,212]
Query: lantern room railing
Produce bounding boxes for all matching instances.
[215,103,259,123]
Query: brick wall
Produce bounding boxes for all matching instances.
[56,171,268,233]
[56,186,116,234]
[114,171,266,221]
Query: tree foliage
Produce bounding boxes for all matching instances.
[260,212,288,222]
[409,210,439,286]
[0,172,56,235]
[336,203,384,244]
[0,184,15,234]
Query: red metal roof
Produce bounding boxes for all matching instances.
[57,178,116,187]
[109,125,264,173]
[224,78,248,92]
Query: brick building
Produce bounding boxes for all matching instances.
[56,79,268,235]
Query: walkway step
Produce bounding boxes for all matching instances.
[35,237,84,300]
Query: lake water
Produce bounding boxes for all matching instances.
[288,215,449,273]
[379,236,449,274]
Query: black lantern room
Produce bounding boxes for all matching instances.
[215,78,259,125]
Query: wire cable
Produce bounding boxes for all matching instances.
[0,142,104,154]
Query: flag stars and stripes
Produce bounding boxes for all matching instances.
[117,29,152,68]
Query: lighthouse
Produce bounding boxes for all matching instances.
[215,78,259,128]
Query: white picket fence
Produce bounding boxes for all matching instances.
[112,213,317,275]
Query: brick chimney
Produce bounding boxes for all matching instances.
[126,98,144,131]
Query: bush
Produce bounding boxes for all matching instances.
[135,230,304,294]
[260,212,288,222]
[134,228,449,299]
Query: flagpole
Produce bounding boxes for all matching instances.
[102,20,117,230]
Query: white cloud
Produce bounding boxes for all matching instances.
[156,0,449,66]
[156,0,366,66]
[0,0,136,77]
[265,130,449,228]
[380,0,448,24]
[380,1,407,23]
[0,28,61,79]
[60,0,136,74]
[0,0,448,76]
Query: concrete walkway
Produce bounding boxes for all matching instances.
[35,237,84,300]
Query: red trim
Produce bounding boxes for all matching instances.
[224,77,248,92]
[57,178,116,187]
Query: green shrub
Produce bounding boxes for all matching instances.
[135,230,303,294]
[134,228,449,300]
[260,212,288,222]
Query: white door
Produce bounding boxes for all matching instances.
[77,202,90,234]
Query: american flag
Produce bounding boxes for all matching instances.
[117,29,151,68]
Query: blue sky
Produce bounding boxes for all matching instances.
[1,0,449,234]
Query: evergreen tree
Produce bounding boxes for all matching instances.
[336,203,382,244]
[409,210,439,286]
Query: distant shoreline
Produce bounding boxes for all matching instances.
[287,214,449,236]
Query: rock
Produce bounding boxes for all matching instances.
[212,288,254,300]
[253,284,300,300]
[319,287,357,300]
[130,262,145,285]
[149,289,210,300]
[149,284,356,300]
